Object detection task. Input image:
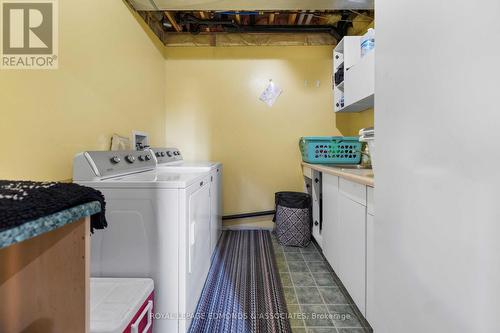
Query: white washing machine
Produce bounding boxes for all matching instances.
[149,147,222,253]
[73,150,213,333]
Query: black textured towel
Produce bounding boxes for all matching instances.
[0,180,107,233]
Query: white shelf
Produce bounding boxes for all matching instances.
[334,61,344,71]
[336,94,374,113]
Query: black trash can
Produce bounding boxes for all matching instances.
[273,191,312,247]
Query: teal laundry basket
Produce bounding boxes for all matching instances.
[299,136,361,164]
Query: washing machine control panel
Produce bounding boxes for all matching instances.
[74,150,156,180]
[149,147,183,164]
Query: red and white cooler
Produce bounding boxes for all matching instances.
[90,278,154,333]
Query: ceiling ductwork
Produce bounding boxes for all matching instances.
[126,1,374,46]
[172,13,345,39]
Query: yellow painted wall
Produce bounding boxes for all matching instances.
[165,46,345,215]
[0,0,373,218]
[0,1,165,181]
[336,108,374,135]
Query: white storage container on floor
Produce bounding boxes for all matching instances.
[90,278,154,333]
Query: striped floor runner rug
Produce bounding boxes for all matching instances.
[189,230,291,333]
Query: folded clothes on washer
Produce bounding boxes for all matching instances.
[0,180,107,233]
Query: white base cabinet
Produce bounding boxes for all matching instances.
[311,170,323,248]
[338,195,366,314]
[366,212,374,322]
[322,173,373,318]
[365,186,374,322]
[322,174,339,269]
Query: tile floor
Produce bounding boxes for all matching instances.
[271,234,372,333]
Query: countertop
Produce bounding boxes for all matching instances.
[302,162,375,187]
[0,201,101,249]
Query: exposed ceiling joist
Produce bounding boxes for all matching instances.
[198,11,210,31]
[305,13,313,25]
[269,13,276,24]
[129,2,375,47]
[164,11,182,32]
[297,11,306,25]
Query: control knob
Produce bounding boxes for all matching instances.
[145,154,151,161]
[138,155,145,161]
[125,155,136,163]
[160,152,166,157]
[110,156,121,164]
[155,152,161,157]
[166,151,172,157]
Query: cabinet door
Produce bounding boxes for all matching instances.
[344,50,374,106]
[311,170,322,248]
[322,173,340,272]
[338,194,367,314]
[366,213,374,322]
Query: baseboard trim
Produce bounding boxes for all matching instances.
[222,225,274,231]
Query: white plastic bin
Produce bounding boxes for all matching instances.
[90,278,154,333]
[359,128,375,173]
[365,138,376,171]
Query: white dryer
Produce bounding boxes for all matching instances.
[73,150,213,333]
[149,147,222,254]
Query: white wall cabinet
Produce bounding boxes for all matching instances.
[333,36,374,113]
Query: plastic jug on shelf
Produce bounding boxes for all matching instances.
[361,28,375,57]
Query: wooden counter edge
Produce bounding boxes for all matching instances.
[302,162,375,187]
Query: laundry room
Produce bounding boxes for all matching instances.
[1,1,499,333]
